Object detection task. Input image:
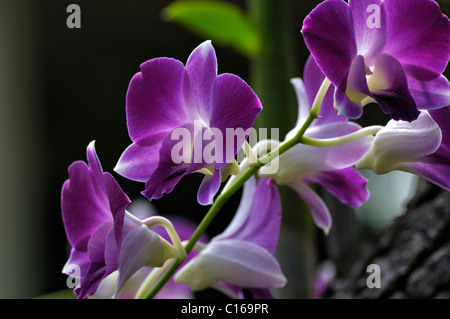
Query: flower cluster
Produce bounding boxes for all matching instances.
[61,0,450,299]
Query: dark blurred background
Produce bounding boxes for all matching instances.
[0,0,448,298]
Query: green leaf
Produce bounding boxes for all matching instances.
[162,0,261,57]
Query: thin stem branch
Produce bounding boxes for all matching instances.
[301,125,383,148]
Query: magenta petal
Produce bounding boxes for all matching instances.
[334,88,364,119]
[103,172,130,248]
[370,53,419,122]
[209,73,262,168]
[75,222,114,299]
[302,0,356,90]
[334,55,371,119]
[216,178,281,254]
[185,41,218,120]
[408,75,450,111]
[303,56,344,125]
[126,58,190,145]
[142,125,193,201]
[63,248,90,280]
[197,169,222,206]
[430,106,450,151]
[114,142,162,183]
[384,0,450,80]
[61,161,110,250]
[288,179,332,234]
[308,168,369,208]
[401,148,450,192]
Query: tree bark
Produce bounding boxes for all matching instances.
[328,181,450,299]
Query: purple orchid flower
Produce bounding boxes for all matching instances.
[174,177,286,299]
[61,141,178,299]
[259,56,371,234]
[302,0,450,122]
[356,106,450,191]
[114,41,262,205]
[91,199,203,299]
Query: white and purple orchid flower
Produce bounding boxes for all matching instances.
[257,56,372,234]
[302,0,450,122]
[174,177,286,299]
[91,200,202,299]
[61,142,181,299]
[356,106,450,191]
[114,41,262,206]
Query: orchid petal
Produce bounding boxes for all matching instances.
[276,122,373,182]
[185,40,218,120]
[114,141,162,183]
[287,179,332,235]
[430,106,450,151]
[399,148,450,192]
[369,53,419,122]
[356,111,442,174]
[307,168,369,208]
[61,161,110,250]
[103,172,130,249]
[215,178,281,253]
[215,178,281,254]
[126,58,190,145]
[197,169,222,206]
[115,225,169,297]
[303,55,344,125]
[334,87,364,119]
[349,0,385,59]
[302,0,356,90]
[142,124,193,201]
[209,73,262,168]
[383,0,450,80]
[408,75,450,111]
[75,221,114,299]
[174,239,286,291]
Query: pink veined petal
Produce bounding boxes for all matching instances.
[185,40,218,121]
[302,0,357,90]
[126,58,191,145]
[114,141,162,183]
[383,0,450,81]
[287,178,332,235]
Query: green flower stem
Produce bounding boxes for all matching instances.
[301,125,384,148]
[142,216,187,260]
[143,78,331,299]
